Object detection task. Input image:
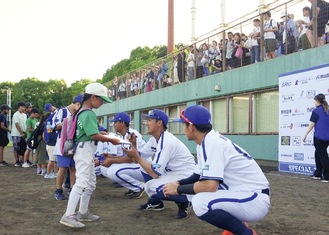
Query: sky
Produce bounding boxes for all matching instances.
[0,0,309,86]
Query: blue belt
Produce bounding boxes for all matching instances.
[261,188,270,196]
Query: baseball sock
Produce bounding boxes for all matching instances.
[153,190,189,204]
[198,209,251,235]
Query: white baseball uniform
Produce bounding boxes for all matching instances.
[143,131,196,197]
[100,128,151,192]
[191,130,270,222]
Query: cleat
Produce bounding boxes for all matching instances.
[139,199,164,211]
[60,214,85,228]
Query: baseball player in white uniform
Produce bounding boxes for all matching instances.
[123,109,196,219]
[163,105,270,235]
[99,112,151,199]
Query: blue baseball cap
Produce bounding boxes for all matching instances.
[109,112,131,123]
[44,103,53,112]
[173,105,211,125]
[73,94,83,103]
[142,109,168,126]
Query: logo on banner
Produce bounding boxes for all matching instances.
[292,136,301,146]
[280,109,292,116]
[306,90,316,98]
[297,122,309,128]
[292,108,304,116]
[303,138,313,146]
[281,81,292,87]
[281,94,294,102]
[288,164,313,173]
[316,73,329,81]
[281,136,291,145]
[295,77,313,85]
[294,153,304,161]
[280,154,293,158]
[306,107,315,113]
[280,123,294,129]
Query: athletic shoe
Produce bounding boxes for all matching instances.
[128,189,145,199]
[37,170,43,175]
[321,179,329,183]
[139,199,164,211]
[22,162,30,168]
[14,161,21,167]
[54,189,66,200]
[44,173,53,179]
[222,228,257,235]
[310,175,321,180]
[0,161,9,166]
[60,214,85,228]
[27,160,34,166]
[175,202,191,219]
[124,189,134,196]
[76,211,100,222]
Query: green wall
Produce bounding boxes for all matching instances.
[96,45,329,161]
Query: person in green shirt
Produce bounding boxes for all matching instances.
[22,108,40,168]
[60,82,122,229]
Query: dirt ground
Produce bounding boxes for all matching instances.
[1,147,329,235]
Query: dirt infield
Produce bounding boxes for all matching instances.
[0,147,329,235]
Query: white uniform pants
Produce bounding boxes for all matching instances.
[191,190,270,222]
[66,141,96,215]
[101,163,144,192]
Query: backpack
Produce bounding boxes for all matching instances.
[270,19,283,42]
[60,108,91,157]
[17,138,27,156]
[27,124,44,149]
[44,108,68,146]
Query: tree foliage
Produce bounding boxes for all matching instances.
[100,45,167,84]
[0,44,168,114]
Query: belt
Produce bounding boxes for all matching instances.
[261,188,270,196]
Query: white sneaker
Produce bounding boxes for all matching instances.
[22,162,30,168]
[60,214,85,228]
[76,211,100,222]
[44,173,52,179]
[51,172,57,179]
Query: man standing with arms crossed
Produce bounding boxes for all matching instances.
[163,105,270,235]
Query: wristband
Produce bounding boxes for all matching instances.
[177,184,195,195]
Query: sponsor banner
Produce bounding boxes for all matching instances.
[278,64,329,175]
[279,162,316,175]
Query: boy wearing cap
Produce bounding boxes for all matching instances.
[122,109,196,219]
[162,105,270,235]
[22,108,40,168]
[11,101,27,167]
[53,95,83,200]
[0,104,11,166]
[60,83,122,228]
[100,112,148,199]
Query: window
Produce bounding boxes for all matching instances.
[230,95,249,133]
[212,98,227,133]
[129,112,134,130]
[167,106,179,134]
[140,110,149,135]
[252,91,279,133]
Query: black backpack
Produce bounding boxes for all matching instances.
[27,124,44,149]
[270,19,282,41]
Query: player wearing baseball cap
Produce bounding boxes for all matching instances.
[123,109,196,219]
[163,105,270,235]
[98,112,148,199]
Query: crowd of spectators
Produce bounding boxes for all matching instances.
[109,1,329,101]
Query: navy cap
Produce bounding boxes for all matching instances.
[44,103,52,112]
[73,94,83,103]
[142,109,168,126]
[25,102,33,107]
[0,104,11,111]
[173,105,211,125]
[109,112,130,123]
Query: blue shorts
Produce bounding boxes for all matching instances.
[57,155,75,168]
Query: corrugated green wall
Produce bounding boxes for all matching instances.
[96,45,329,161]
